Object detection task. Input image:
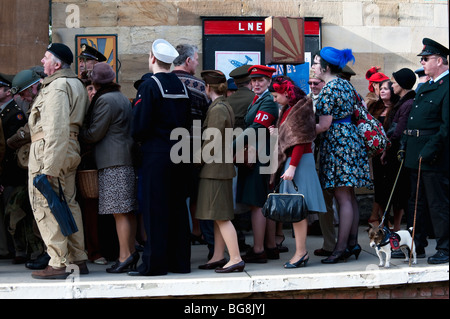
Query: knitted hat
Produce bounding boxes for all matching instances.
[90,62,116,84]
[47,43,73,65]
[319,47,355,69]
[392,68,416,90]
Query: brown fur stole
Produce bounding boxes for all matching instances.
[274,97,316,178]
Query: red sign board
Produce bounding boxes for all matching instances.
[204,20,265,35]
[204,20,320,36]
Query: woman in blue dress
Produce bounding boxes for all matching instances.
[313,47,372,264]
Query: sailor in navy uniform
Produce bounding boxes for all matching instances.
[130,39,192,276]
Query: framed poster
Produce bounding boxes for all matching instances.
[215,51,261,79]
[74,34,118,82]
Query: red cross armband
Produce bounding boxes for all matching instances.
[253,111,275,128]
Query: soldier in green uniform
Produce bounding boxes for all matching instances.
[227,65,255,130]
[400,38,449,264]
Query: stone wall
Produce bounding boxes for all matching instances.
[51,0,449,99]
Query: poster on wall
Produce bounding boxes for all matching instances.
[269,52,312,94]
[214,51,261,79]
[75,34,118,82]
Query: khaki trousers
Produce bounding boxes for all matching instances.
[28,142,87,268]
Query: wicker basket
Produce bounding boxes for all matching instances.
[77,170,99,199]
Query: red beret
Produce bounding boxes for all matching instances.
[248,65,277,78]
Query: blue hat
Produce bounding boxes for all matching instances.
[320,47,355,69]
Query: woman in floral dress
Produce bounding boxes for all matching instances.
[313,47,372,264]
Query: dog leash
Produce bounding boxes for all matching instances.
[379,158,404,228]
[409,157,421,266]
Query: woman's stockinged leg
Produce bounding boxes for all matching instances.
[333,187,355,252]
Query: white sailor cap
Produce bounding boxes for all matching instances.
[152,39,179,64]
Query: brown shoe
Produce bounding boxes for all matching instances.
[71,261,89,275]
[242,248,267,263]
[31,265,69,280]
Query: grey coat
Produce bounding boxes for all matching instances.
[80,91,134,170]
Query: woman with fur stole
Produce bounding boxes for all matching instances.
[270,76,326,268]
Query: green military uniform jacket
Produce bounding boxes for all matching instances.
[226,87,255,129]
[403,72,449,172]
[234,90,279,207]
[199,96,236,180]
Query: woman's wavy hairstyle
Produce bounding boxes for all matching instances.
[272,75,306,106]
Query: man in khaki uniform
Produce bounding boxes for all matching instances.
[28,43,89,279]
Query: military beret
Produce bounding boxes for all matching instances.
[78,44,107,62]
[152,39,179,64]
[47,43,73,65]
[418,38,449,57]
[229,65,252,84]
[0,73,14,87]
[201,70,226,85]
[248,65,277,78]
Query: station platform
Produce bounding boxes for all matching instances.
[0,225,448,300]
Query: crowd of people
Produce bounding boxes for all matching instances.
[0,36,448,280]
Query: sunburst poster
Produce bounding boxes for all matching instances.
[75,34,118,81]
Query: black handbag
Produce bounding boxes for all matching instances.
[262,179,308,223]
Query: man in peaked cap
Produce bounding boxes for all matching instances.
[228,65,255,130]
[130,39,192,276]
[401,37,449,265]
[78,44,107,78]
[28,43,90,279]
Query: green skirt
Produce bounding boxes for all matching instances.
[196,178,234,221]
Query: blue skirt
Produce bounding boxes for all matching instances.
[279,153,327,214]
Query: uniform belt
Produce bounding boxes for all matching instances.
[403,129,438,137]
[31,131,79,143]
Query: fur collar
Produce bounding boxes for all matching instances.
[275,97,316,174]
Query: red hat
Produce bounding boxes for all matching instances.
[248,65,277,78]
[365,66,389,92]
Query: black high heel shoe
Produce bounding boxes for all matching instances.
[321,250,346,264]
[106,251,139,273]
[343,244,362,260]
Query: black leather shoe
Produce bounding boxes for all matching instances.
[25,252,50,270]
[427,251,449,264]
[107,251,139,273]
[198,258,227,270]
[215,260,245,273]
